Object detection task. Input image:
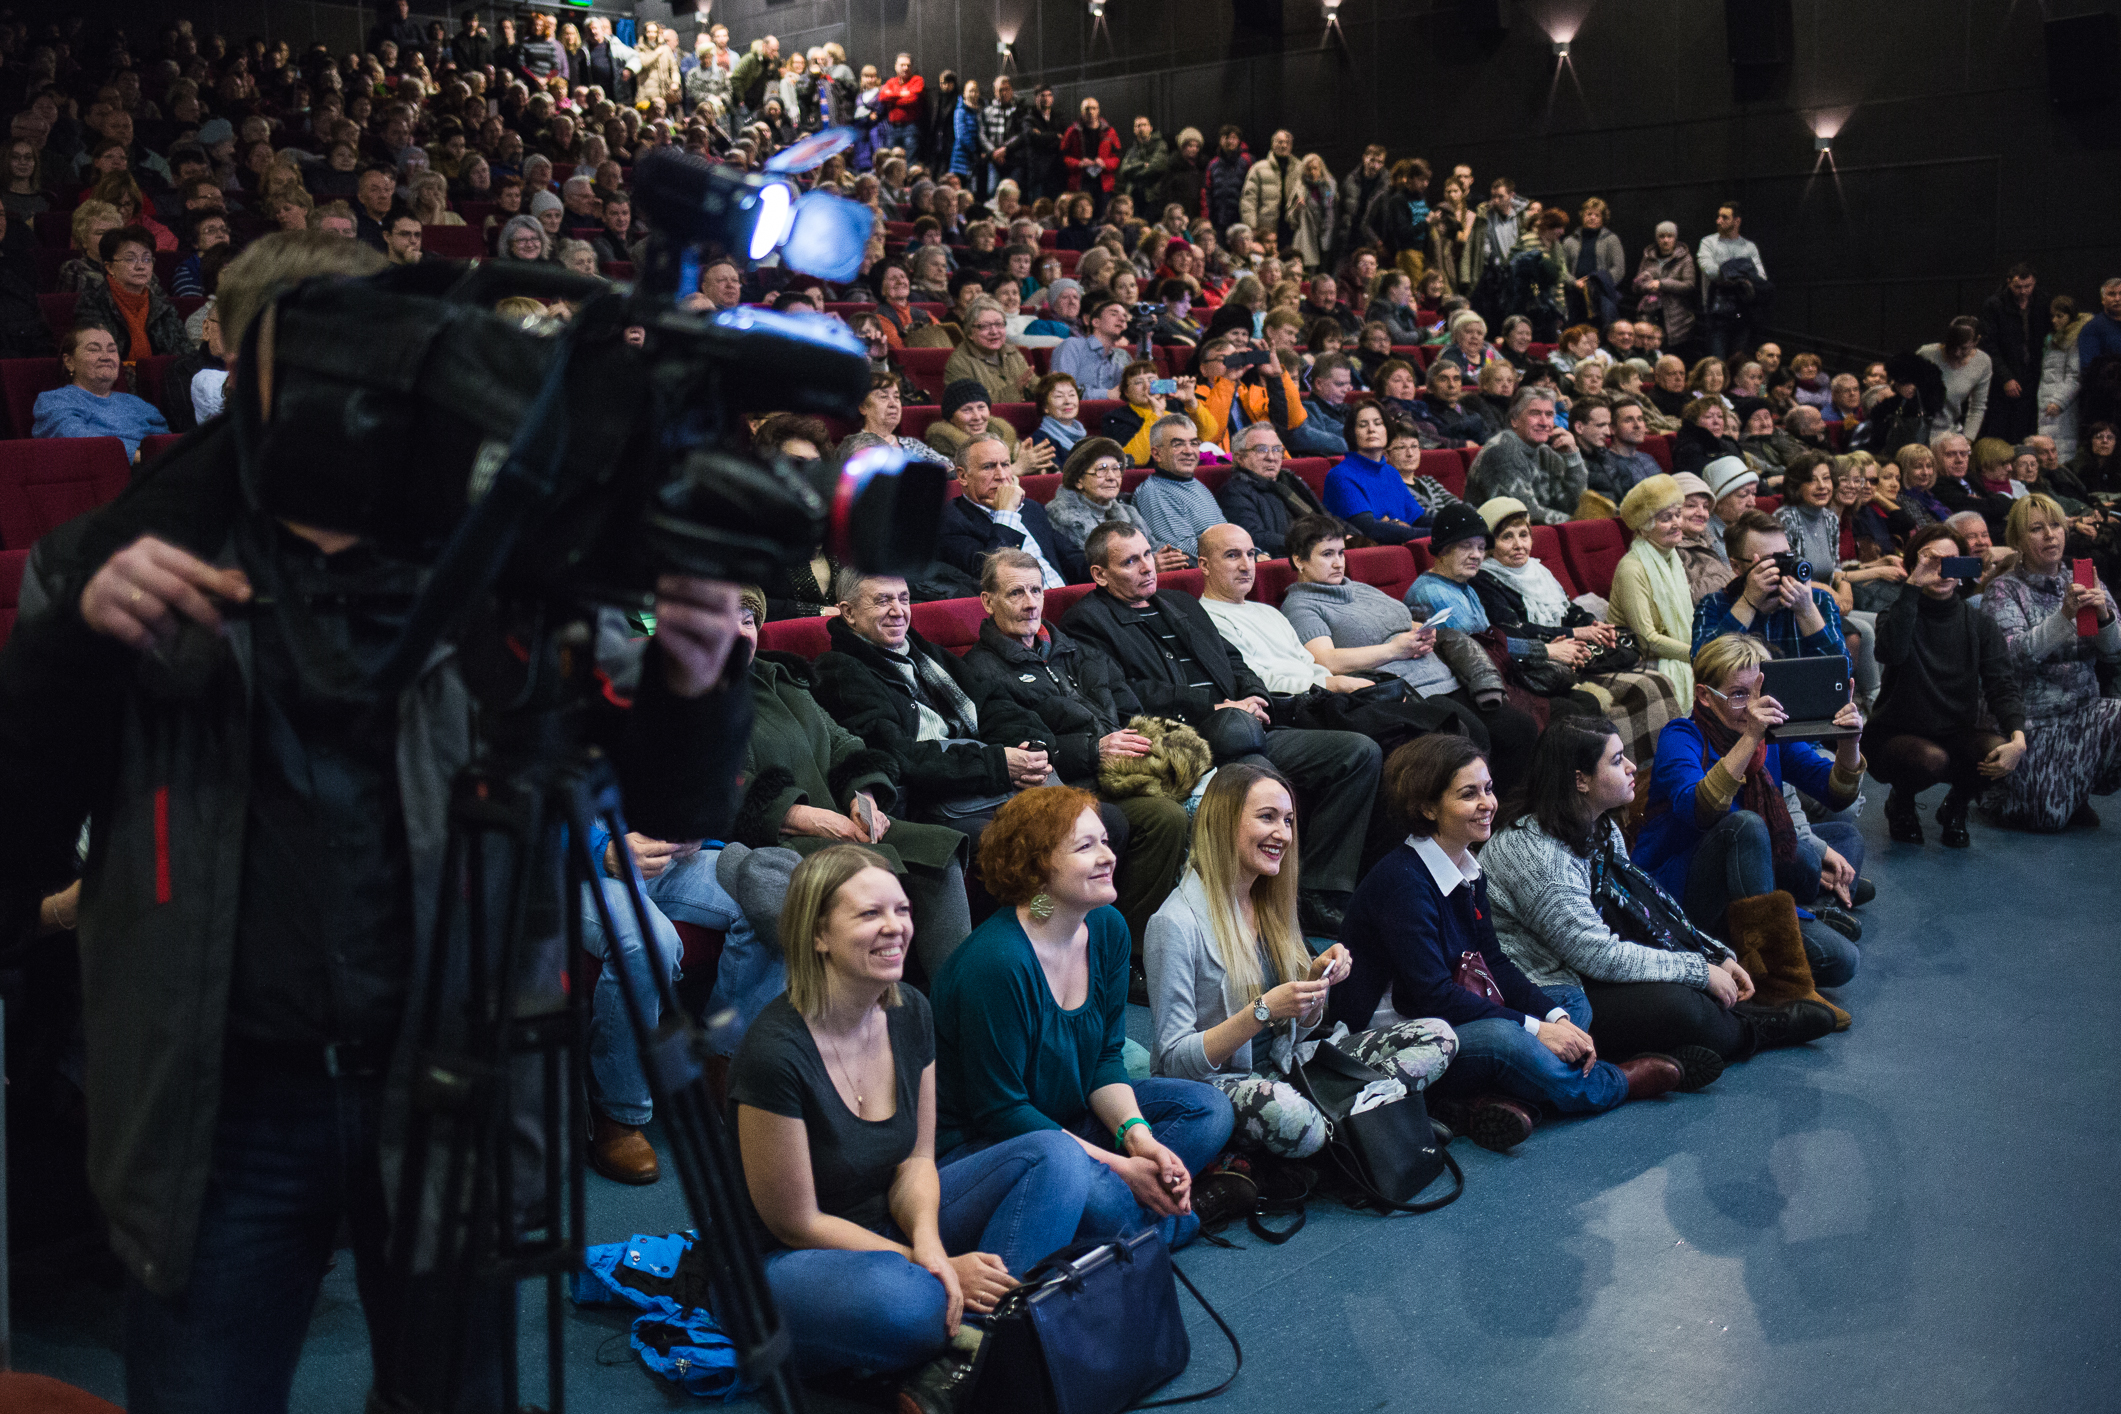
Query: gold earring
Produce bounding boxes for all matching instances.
[1028,893,1055,922]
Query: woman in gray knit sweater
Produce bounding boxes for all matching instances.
[1481,721,1836,1089]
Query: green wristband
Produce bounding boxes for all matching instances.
[1114,1116,1150,1150]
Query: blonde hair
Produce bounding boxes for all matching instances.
[70,199,120,254]
[2004,492,2069,557]
[1186,765,1305,1009]
[215,230,387,356]
[780,844,902,1018]
[1692,632,1772,691]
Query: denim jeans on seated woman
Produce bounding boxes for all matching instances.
[581,847,748,1126]
[763,1129,1095,1374]
[1681,810,1860,988]
[1430,983,1629,1113]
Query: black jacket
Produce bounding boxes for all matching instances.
[1060,586,1268,726]
[1214,467,1326,557]
[1979,284,2048,387]
[1672,421,1742,475]
[958,619,1143,784]
[809,616,1053,813]
[936,495,1090,585]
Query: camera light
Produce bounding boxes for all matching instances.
[1552,39,1570,58]
[1814,135,1832,153]
[781,189,875,281]
[746,181,796,261]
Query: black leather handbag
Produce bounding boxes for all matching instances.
[1289,1039,1464,1215]
[963,1228,1240,1414]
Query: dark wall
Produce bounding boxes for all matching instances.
[710,0,2118,357]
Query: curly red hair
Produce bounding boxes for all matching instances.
[976,785,1102,905]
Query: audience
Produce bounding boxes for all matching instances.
[75,224,187,358]
[1608,475,1702,699]
[1129,412,1223,562]
[1214,422,1328,555]
[1322,400,1427,542]
[1146,764,1456,1157]
[1333,734,1683,1153]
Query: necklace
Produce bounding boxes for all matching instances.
[819,1012,872,1114]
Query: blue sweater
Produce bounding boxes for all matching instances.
[1322,451,1428,540]
[32,384,168,460]
[2080,312,2121,373]
[932,904,1134,1155]
[1330,841,1556,1033]
[1631,716,1846,901]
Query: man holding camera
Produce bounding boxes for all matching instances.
[0,232,755,1412]
[1689,508,1850,661]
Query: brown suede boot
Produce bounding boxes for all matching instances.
[588,1112,661,1185]
[1725,890,1850,1032]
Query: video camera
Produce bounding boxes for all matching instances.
[235,137,945,641]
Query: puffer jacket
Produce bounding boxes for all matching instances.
[957,619,1143,785]
[1239,154,1301,236]
[1204,146,1252,231]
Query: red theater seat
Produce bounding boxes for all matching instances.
[422,224,487,259]
[1346,545,1418,600]
[1558,519,1628,597]
[0,436,131,548]
[1529,525,1578,596]
[898,347,953,399]
[0,357,68,438]
[759,615,834,659]
[1642,434,1673,473]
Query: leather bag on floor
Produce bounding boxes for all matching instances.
[1288,1039,1463,1214]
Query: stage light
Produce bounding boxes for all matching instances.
[1323,0,1343,11]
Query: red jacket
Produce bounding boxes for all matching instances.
[1062,122,1121,193]
[879,73,924,125]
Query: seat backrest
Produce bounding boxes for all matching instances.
[898,346,954,398]
[1412,344,1438,369]
[0,437,131,549]
[1053,249,1080,275]
[1754,493,1781,514]
[994,402,1039,436]
[1557,518,1628,597]
[37,292,76,337]
[1045,582,1095,622]
[1528,525,1578,596]
[130,355,173,414]
[0,358,67,440]
[1421,448,1467,498]
[1286,457,1330,497]
[1159,567,1205,598]
[0,547,29,649]
[1020,472,1060,504]
[1078,399,1123,430]
[1252,557,1296,605]
[421,224,487,259]
[1345,544,1418,600]
[458,200,497,227]
[899,405,945,443]
[911,597,986,654]
[758,615,834,659]
[1194,465,1231,495]
[33,212,72,248]
[1026,345,1053,375]
[1641,434,1673,473]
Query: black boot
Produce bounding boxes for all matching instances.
[1884,788,1923,845]
[1937,789,1972,848]
[1735,998,1838,1050]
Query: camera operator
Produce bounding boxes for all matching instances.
[0,232,755,1414]
[1689,509,1851,662]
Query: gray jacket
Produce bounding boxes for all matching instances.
[1558,228,1626,289]
[1045,484,1148,551]
[1465,430,1588,525]
[1482,818,1728,991]
[1145,870,1321,1080]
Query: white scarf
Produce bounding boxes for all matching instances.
[1479,556,1571,627]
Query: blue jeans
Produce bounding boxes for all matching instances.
[1068,1077,1233,1250]
[1807,819,1865,895]
[875,119,921,158]
[765,1129,1095,1373]
[123,1059,510,1413]
[1434,983,1628,1113]
[1284,417,1348,458]
[1682,810,1861,987]
[582,847,746,1125]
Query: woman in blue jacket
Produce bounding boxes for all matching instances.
[948,80,983,178]
[1632,633,1866,1022]
[1332,735,1683,1152]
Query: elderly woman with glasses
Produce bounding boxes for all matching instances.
[1045,437,1151,553]
[75,225,188,358]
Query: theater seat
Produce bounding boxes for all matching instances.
[1019,472,1060,503]
[0,436,131,549]
[37,292,76,338]
[898,347,953,399]
[993,402,1039,437]
[422,224,487,259]
[1557,518,1628,597]
[1286,457,1330,498]
[759,615,834,659]
[0,357,68,439]
[1529,525,1578,596]
[139,432,184,465]
[1253,557,1296,605]
[1421,448,1468,498]
[33,212,73,248]
[1642,434,1673,473]
[912,597,987,653]
[1347,544,1418,600]
[899,404,945,443]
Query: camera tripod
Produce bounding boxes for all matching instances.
[383,614,800,1414]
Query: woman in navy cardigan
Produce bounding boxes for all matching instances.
[1331,735,1682,1151]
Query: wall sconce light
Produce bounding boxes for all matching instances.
[996,38,1013,56]
[1088,0,1105,15]
[1551,39,1570,58]
[1814,134,1832,153]
[1323,0,1343,12]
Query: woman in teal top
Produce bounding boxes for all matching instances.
[932,786,1233,1249]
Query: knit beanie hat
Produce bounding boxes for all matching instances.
[1732,396,1772,431]
[1701,455,1757,501]
[529,190,564,215]
[1620,473,1684,532]
[940,379,991,418]
[1428,502,1490,553]
[1031,276,1081,310]
[1477,496,1529,533]
[1670,471,1713,501]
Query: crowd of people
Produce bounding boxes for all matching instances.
[7,10,2121,1414]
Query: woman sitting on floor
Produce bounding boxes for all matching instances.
[731,845,1092,1396]
[1331,735,1684,1153]
[1632,634,1865,1026]
[1979,494,2121,832]
[931,787,1234,1250]
[1866,524,2028,848]
[1483,720,1838,1094]
[1471,497,1685,767]
[1145,765,1456,1158]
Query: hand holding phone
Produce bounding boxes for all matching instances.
[1149,378,1177,397]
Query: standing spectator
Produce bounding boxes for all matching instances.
[1465,177,1525,324]
[979,76,1026,197]
[1162,128,1209,223]
[2039,297,2090,459]
[1203,125,1251,233]
[1020,86,1067,201]
[515,12,566,85]
[1239,129,1300,254]
[1291,154,1339,270]
[1696,201,1767,361]
[731,36,784,122]
[922,71,963,172]
[1062,97,1121,212]
[1631,221,1698,355]
[1919,315,1994,441]
[1116,116,1171,216]
[1339,145,1393,261]
[1466,387,1589,525]
[367,0,424,61]
[636,27,685,115]
[1980,263,2048,443]
[1560,199,1627,329]
[449,10,494,73]
[947,79,983,180]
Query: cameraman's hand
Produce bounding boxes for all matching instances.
[652,576,745,697]
[82,536,252,650]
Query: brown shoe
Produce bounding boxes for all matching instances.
[1616,1053,1685,1103]
[1462,1094,1538,1152]
[588,1112,660,1185]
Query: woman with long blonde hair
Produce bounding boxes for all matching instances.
[1144,764,1456,1157]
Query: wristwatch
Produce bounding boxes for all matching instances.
[1252,995,1272,1024]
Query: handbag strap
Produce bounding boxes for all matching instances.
[1322,1139,1465,1216]
[1131,1262,1243,1409]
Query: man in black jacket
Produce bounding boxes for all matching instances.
[1214,423,1327,556]
[0,231,753,1412]
[1021,86,1066,202]
[810,572,1054,833]
[936,435,1090,586]
[960,550,1191,947]
[1060,523,1382,933]
[449,9,494,72]
[1979,263,2047,444]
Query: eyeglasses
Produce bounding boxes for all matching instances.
[1089,461,1124,476]
[108,250,153,266]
